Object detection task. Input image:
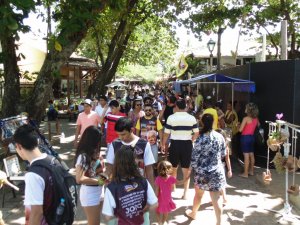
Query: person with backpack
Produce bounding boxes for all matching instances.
[102,146,157,224]
[74,125,105,225]
[105,117,155,225]
[13,124,77,225]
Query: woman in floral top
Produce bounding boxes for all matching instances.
[187,114,226,225]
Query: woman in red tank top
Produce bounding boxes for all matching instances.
[238,103,260,178]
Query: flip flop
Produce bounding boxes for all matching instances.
[185,212,196,220]
[239,174,248,178]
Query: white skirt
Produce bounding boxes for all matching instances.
[80,185,102,207]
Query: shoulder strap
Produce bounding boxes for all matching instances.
[29,156,57,172]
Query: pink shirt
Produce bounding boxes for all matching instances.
[76,111,101,136]
[242,118,258,135]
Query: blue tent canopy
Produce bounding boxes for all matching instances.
[175,73,256,93]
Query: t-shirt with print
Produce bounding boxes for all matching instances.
[135,116,163,140]
[102,179,157,225]
[75,154,104,178]
[106,136,155,177]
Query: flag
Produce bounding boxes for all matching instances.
[176,54,188,78]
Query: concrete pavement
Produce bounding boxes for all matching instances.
[1,120,300,225]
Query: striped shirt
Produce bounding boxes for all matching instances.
[105,112,126,143]
[164,112,199,140]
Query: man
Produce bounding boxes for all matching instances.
[13,125,53,224]
[135,104,163,141]
[74,99,101,147]
[105,117,155,225]
[135,104,163,164]
[162,99,199,199]
[106,117,155,187]
[101,100,126,148]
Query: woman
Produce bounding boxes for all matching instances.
[102,146,157,224]
[187,114,226,225]
[128,99,145,132]
[224,101,239,135]
[74,126,104,225]
[215,101,225,129]
[239,103,260,178]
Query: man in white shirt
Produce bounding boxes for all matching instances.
[95,95,111,140]
[13,125,50,225]
[162,98,199,199]
[105,117,155,225]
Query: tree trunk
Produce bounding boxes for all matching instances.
[25,2,108,124]
[0,35,20,117]
[26,39,85,123]
[88,31,132,97]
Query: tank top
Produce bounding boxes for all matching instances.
[242,118,258,135]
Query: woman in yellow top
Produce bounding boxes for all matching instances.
[224,101,239,135]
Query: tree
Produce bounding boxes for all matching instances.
[78,5,178,89]
[0,0,35,117]
[83,0,184,97]
[184,0,247,70]
[244,0,300,59]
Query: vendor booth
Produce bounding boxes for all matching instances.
[174,73,256,106]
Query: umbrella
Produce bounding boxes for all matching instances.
[105,81,127,88]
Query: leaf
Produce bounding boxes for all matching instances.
[7,21,19,30]
[54,41,62,52]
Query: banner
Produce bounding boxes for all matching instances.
[176,54,188,78]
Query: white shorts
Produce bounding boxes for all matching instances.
[80,185,102,207]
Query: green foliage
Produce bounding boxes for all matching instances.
[0,0,36,39]
[118,64,163,83]
[184,0,247,39]
[78,0,179,79]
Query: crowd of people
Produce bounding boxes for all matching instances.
[14,85,261,225]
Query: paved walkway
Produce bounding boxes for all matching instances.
[1,120,300,225]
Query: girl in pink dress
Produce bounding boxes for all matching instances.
[155,160,184,225]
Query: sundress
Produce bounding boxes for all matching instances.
[155,176,176,213]
[191,130,226,191]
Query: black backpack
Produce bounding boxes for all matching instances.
[29,156,77,225]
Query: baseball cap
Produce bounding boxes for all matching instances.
[84,99,92,106]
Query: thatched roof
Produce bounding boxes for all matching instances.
[66,54,98,69]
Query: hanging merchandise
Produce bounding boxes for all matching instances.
[266,117,300,222]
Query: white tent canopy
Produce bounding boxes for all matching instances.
[105,81,128,88]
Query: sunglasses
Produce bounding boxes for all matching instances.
[144,109,152,112]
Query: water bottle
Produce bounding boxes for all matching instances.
[60,132,65,143]
[55,198,65,223]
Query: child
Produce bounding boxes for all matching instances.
[155,160,184,225]
[147,130,158,163]
[216,128,232,205]
[102,145,157,224]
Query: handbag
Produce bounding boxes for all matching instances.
[254,126,264,147]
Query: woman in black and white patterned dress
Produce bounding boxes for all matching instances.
[187,113,226,225]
